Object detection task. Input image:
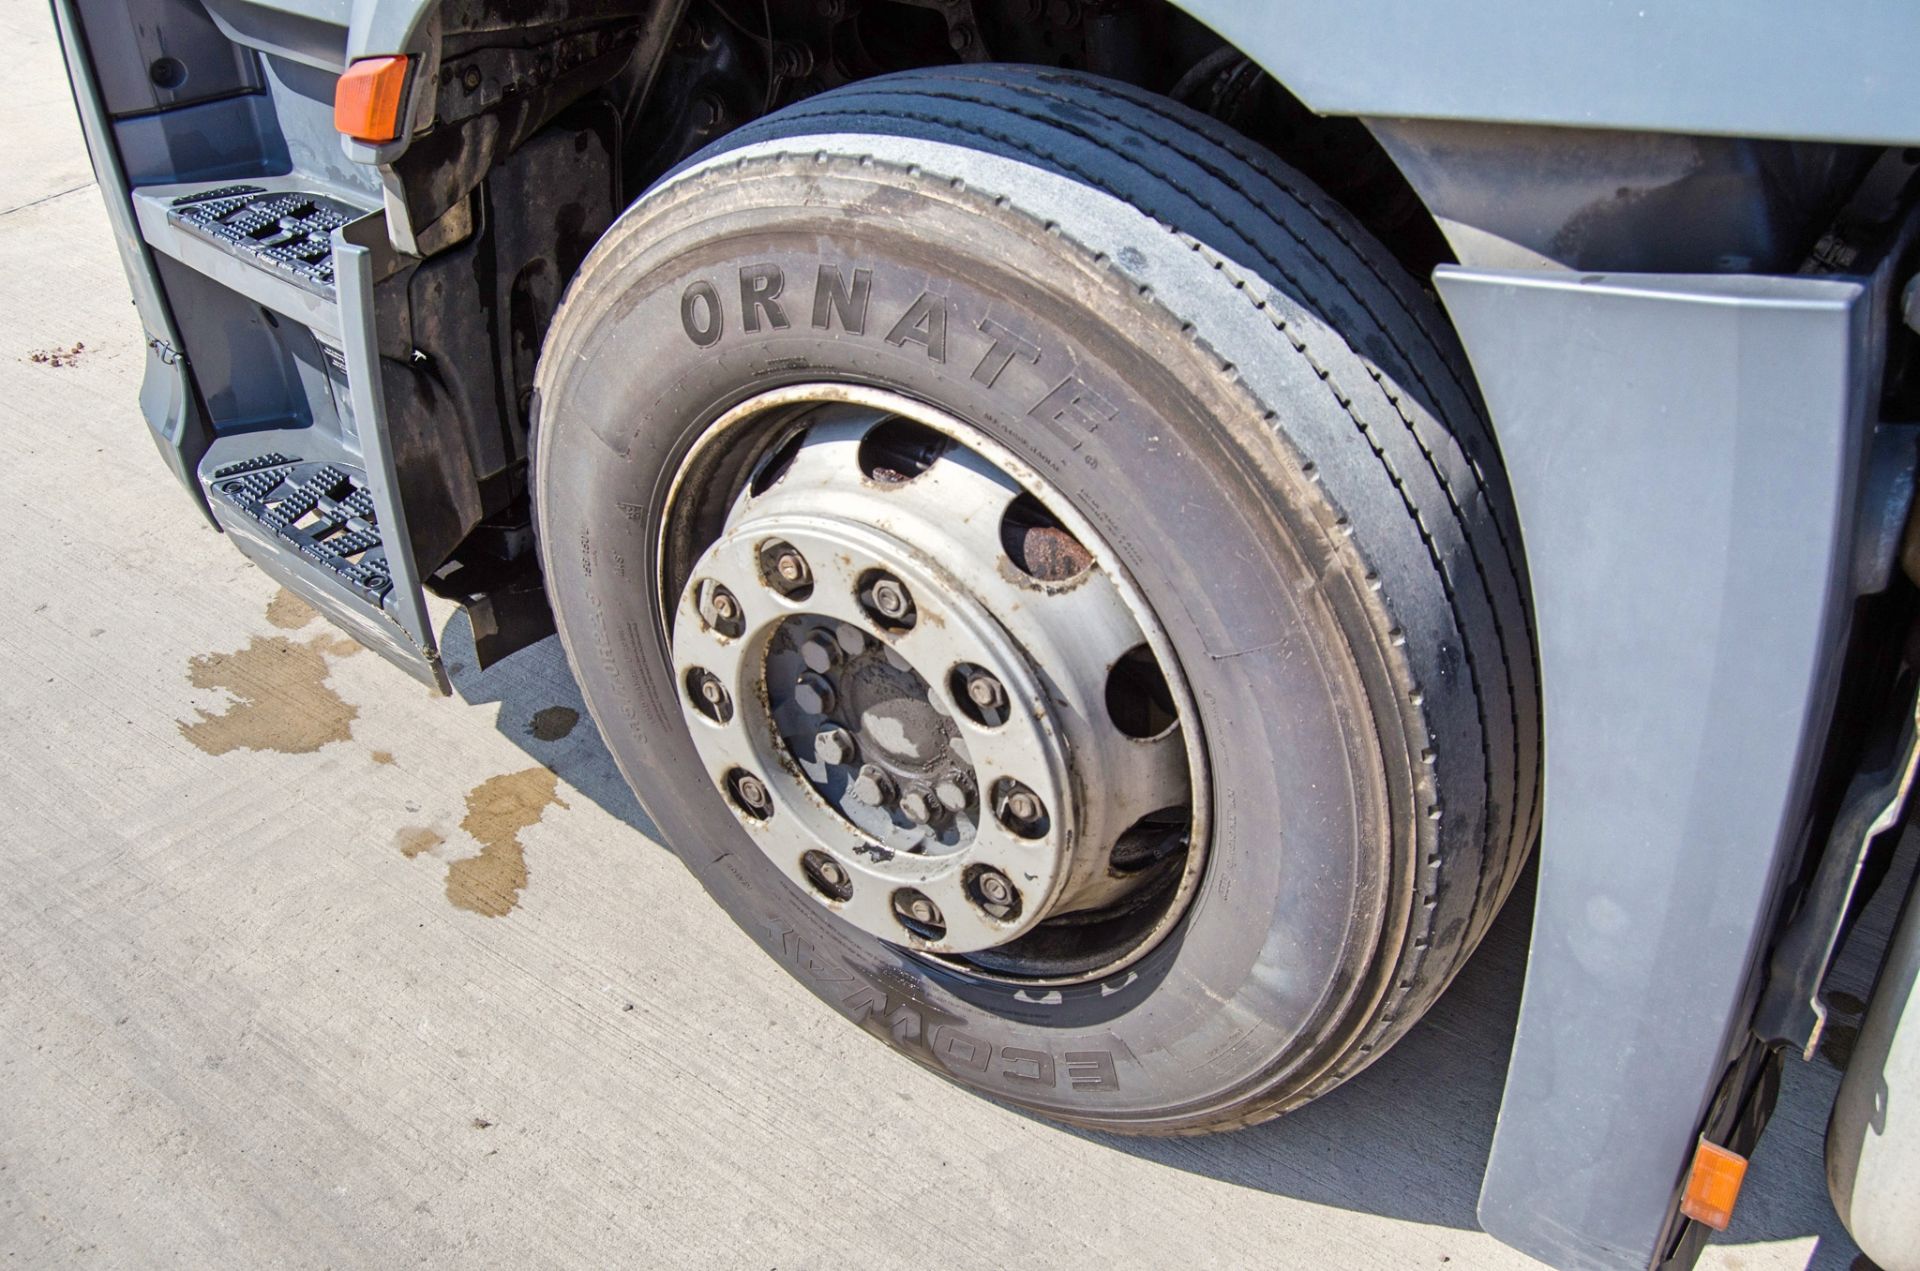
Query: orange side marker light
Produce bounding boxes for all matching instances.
[1679,1136,1748,1231]
[334,55,411,144]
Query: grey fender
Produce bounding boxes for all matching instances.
[1166,0,1920,147]
[343,2,1920,146]
[1436,268,1876,1270]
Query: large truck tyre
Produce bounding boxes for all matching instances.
[532,67,1540,1132]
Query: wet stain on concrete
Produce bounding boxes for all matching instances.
[371,750,395,766]
[444,768,568,917]
[265,587,319,630]
[396,827,444,859]
[527,706,580,742]
[177,633,360,756]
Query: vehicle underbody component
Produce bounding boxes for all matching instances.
[1754,685,1920,1058]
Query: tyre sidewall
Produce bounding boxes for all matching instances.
[536,162,1413,1129]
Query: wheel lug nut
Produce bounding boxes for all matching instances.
[686,668,732,722]
[950,663,1008,726]
[834,623,867,656]
[872,578,909,617]
[993,780,1048,838]
[966,671,1005,710]
[861,572,916,629]
[934,776,973,811]
[968,866,1020,920]
[728,768,773,819]
[761,541,813,597]
[800,632,840,673]
[793,673,836,715]
[893,889,943,935]
[801,849,852,901]
[851,764,895,806]
[814,726,855,766]
[899,785,945,827]
[698,580,744,637]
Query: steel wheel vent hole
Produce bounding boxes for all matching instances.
[891,888,946,941]
[856,569,917,633]
[991,778,1049,839]
[749,426,808,496]
[858,416,950,484]
[757,539,813,600]
[686,667,733,723]
[963,865,1022,922]
[725,768,773,820]
[949,663,1009,727]
[1105,644,1178,739]
[801,850,853,902]
[1001,493,1092,582]
[1110,806,1190,875]
[697,580,745,638]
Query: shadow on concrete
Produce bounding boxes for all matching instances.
[443,615,1876,1266]
[439,614,660,846]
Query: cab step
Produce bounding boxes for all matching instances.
[134,173,448,692]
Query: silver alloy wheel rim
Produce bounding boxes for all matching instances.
[660,384,1209,983]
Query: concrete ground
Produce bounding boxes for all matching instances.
[0,4,1896,1267]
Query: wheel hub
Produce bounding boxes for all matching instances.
[666,392,1204,973]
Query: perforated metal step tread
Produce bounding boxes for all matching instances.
[168,189,359,296]
[207,456,394,603]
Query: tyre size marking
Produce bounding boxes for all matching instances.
[766,920,1122,1092]
[680,266,1124,438]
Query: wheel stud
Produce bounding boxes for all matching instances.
[814,725,856,766]
[800,631,840,673]
[728,768,773,820]
[793,672,835,716]
[851,764,895,807]
[993,780,1048,838]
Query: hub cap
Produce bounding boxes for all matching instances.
[665,388,1205,978]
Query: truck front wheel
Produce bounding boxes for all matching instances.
[533,67,1539,1132]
